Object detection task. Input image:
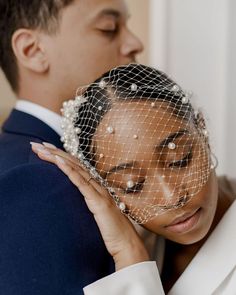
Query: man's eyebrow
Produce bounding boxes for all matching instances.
[158,129,190,148]
[97,8,121,18]
[95,8,130,20]
[106,161,136,176]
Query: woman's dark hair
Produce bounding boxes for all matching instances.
[75,64,196,163]
[0,0,74,91]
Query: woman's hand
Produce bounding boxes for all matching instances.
[31,142,150,271]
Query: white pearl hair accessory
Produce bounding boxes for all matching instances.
[75,127,81,134]
[168,142,176,150]
[182,96,189,104]
[202,128,209,137]
[99,80,107,89]
[60,95,88,156]
[127,180,134,189]
[171,85,180,92]
[60,64,214,225]
[131,83,138,91]
[107,126,114,134]
[119,202,126,211]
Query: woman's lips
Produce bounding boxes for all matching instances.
[165,208,202,234]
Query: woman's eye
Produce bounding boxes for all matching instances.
[168,150,193,168]
[124,180,145,194]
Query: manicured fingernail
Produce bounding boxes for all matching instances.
[30,142,44,149]
[37,148,52,156]
[42,142,57,149]
[55,155,66,165]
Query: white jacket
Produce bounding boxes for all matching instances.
[84,201,236,295]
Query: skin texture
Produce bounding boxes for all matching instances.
[12,0,143,113]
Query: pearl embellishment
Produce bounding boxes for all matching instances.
[119,202,126,211]
[168,142,176,150]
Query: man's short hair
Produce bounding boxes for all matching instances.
[0,0,74,92]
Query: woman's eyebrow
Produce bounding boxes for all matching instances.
[106,161,136,176]
[158,129,190,148]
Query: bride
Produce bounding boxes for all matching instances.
[31,64,236,294]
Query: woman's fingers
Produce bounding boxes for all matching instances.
[30,142,149,270]
[31,142,81,167]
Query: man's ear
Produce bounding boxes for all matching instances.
[12,28,49,73]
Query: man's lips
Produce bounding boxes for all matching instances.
[164,207,202,234]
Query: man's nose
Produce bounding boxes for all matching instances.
[120,28,144,59]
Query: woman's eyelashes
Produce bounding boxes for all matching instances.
[168,149,193,168]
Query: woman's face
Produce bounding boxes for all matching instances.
[93,100,218,244]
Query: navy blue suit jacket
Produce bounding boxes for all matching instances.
[0,109,114,295]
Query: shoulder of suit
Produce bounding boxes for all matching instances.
[0,162,79,197]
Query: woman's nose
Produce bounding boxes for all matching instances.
[148,173,190,209]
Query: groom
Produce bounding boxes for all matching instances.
[0,0,143,294]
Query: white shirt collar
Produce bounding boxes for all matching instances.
[15,100,63,136]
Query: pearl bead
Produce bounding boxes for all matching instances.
[109,187,115,193]
[133,134,138,139]
[131,83,138,91]
[171,85,180,92]
[98,106,103,111]
[151,102,155,108]
[107,126,114,134]
[168,142,176,150]
[75,127,81,134]
[75,95,82,101]
[119,202,126,211]
[78,152,83,159]
[194,110,199,118]
[99,80,106,89]
[127,180,134,188]
[99,153,104,159]
[202,129,209,137]
[182,96,189,104]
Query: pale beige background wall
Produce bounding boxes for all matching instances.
[0,0,150,126]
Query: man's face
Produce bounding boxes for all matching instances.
[45,0,143,100]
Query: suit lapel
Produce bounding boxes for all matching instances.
[2,109,63,149]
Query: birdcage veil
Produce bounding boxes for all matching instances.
[61,64,216,224]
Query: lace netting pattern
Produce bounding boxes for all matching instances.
[61,64,215,224]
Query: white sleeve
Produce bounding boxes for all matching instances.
[83,261,165,295]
